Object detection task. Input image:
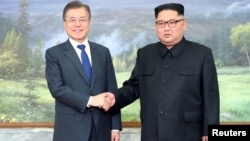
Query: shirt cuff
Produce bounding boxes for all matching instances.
[112,130,120,132]
[87,96,92,107]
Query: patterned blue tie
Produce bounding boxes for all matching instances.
[77,44,92,84]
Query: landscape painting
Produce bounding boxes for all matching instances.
[0,0,250,123]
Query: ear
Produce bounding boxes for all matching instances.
[63,21,66,29]
[183,20,188,30]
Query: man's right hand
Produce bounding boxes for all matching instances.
[88,92,115,111]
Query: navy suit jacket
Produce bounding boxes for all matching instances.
[113,37,220,141]
[45,39,121,141]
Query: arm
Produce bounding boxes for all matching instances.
[45,48,104,113]
[112,49,141,110]
[202,49,220,136]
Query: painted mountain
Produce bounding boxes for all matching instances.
[0,0,249,54]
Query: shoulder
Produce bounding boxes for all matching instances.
[183,40,214,59]
[139,42,160,52]
[185,40,211,51]
[46,41,68,52]
[88,41,111,55]
[89,41,109,50]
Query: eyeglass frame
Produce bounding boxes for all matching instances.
[64,17,89,24]
[155,19,184,28]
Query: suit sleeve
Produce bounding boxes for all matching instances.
[202,48,220,135]
[45,48,89,113]
[112,49,140,110]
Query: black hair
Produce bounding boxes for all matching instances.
[154,3,184,18]
[63,0,91,21]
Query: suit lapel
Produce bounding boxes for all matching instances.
[63,40,90,85]
[89,42,97,89]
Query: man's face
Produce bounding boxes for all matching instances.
[64,7,90,43]
[155,10,187,48]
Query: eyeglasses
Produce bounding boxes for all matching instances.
[155,19,184,28]
[65,18,89,24]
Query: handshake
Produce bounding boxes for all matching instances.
[88,92,115,111]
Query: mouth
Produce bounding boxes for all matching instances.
[163,33,171,37]
[73,29,83,33]
[73,28,82,31]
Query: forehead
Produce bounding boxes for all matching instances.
[156,10,183,20]
[65,7,89,18]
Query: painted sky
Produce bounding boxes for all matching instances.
[1,0,250,54]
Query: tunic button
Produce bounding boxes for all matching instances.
[162,80,166,83]
[164,65,168,68]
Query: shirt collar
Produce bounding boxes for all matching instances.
[68,38,90,50]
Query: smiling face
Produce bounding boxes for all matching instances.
[64,7,91,43]
[155,10,187,48]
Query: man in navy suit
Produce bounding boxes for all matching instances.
[45,1,121,141]
[107,3,220,141]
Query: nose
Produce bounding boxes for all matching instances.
[163,24,171,30]
[75,20,81,26]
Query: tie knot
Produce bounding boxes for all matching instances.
[77,44,85,51]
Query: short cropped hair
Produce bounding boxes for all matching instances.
[63,0,91,21]
[154,3,184,18]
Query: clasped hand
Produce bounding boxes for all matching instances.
[88,92,115,111]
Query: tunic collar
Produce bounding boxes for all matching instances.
[159,37,186,58]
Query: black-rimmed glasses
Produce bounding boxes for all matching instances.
[155,19,184,28]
